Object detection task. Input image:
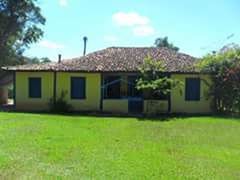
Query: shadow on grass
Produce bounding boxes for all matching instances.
[139,115,240,122]
[1,110,240,122]
[136,113,212,122]
[1,110,144,119]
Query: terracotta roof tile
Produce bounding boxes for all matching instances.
[3,47,198,72]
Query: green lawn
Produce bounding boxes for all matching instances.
[0,113,239,179]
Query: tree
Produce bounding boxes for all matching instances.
[136,56,182,114]
[0,0,45,68]
[41,57,51,63]
[198,45,240,114]
[154,36,179,52]
[24,57,51,64]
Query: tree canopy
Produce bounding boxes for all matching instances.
[0,0,45,68]
[136,56,182,98]
[25,57,51,64]
[198,45,240,114]
[154,36,179,52]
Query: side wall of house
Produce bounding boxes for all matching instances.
[56,72,101,111]
[15,72,54,111]
[171,74,212,113]
[15,72,101,112]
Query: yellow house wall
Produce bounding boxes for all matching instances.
[103,99,128,113]
[171,74,212,113]
[56,72,101,111]
[15,72,54,111]
[15,71,212,114]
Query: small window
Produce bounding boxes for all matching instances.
[104,76,121,99]
[185,78,200,101]
[71,77,86,99]
[29,78,41,98]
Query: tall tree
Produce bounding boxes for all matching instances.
[154,36,179,52]
[0,0,45,68]
[198,45,240,114]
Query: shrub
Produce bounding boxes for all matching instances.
[49,91,72,113]
[198,48,240,114]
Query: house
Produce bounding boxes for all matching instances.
[2,47,212,114]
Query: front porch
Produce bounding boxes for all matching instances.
[101,73,169,114]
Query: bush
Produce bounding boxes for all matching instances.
[49,91,72,113]
[198,48,240,114]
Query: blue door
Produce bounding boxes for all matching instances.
[128,76,143,113]
[128,98,143,113]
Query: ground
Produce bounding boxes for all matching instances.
[0,113,239,179]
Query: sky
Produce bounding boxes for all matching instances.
[25,0,240,61]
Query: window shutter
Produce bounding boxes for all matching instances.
[185,78,200,101]
[71,77,86,99]
[29,78,41,98]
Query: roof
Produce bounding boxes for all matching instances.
[3,47,198,73]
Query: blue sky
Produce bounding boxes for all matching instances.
[25,0,240,61]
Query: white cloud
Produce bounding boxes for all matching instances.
[112,12,149,27]
[59,0,68,7]
[133,25,155,37]
[104,35,119,43]
[39,40,64,49]
[112,12,155,37]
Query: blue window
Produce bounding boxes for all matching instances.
[71,77,86,99]
[29,78,41,98]
[185,78,200,101]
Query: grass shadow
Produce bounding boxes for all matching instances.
[2,110,145,119]
[1,110,240,122]
[136,113,211,122]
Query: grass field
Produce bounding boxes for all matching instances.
[0,112,239,179]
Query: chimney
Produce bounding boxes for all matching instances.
[83,36,88,56]
[58,54,62,63]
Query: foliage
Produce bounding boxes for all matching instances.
[154,36,179,51]
[136,56,182,97]
[0,0,45,69]
[0,112,240,179]
[49,91,72,113]
[24,57,51,64]
[40,57,51,63]
[198,47,240,113]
